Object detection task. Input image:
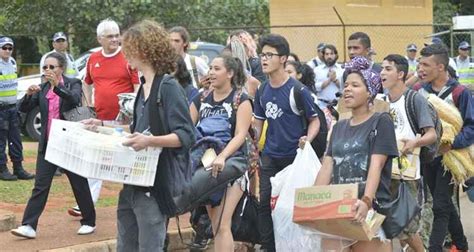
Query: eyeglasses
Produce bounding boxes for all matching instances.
[259,52,282,59]
[102,34,120,40]
[54,39,66,43]
[1,46,13,51]
[42,65,59,70]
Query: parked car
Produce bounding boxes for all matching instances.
[18,41,224,140]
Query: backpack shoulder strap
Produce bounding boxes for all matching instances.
[292,81,308,129]
[257,82,267,110]
[190,55,199,86]
[404,89,420,134]
[439,84,456,100]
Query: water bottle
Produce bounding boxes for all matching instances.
[113,127,124,137]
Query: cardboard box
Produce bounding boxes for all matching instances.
[391,141,420,179]
[293,184,385,241]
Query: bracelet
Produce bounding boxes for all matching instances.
[361,195,373,209]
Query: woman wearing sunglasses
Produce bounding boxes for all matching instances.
[11,52,96,239]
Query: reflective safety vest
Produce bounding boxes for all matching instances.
[455,56,474,88]
[0,57,18,104]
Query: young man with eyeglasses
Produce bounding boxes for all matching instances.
[0,36,34,181]
[69,19,139,218]
[40,32,78,79]
[253,34,321,252]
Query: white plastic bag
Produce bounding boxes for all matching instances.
[271,143,322,251]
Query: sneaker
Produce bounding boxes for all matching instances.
[11,225,36,239]
[68,206,82,217]
[189,234,210,251]
[77,225,95,235]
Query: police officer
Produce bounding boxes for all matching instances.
[405,43,418,78]
[40,32,78,78]
[454,41,474,92]
[0,36,34,180]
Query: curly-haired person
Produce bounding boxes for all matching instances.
[81,20,195,251]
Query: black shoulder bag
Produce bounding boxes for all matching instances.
[367,112,421,239]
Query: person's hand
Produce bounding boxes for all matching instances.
[352,199,369,223]
[44,71,59,87]
[199,74,211,90]
[298,136,307,149]
[328,70,337,82]
[400,138,417,155]
[26,85,40,96]
[122,132,150,151]
[80,118,102,132]
[439,143,452,155]
[210,154,226,178]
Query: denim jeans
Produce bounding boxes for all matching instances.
[423,157,468,252]
[117,186,167,252]
[257,154,295,252]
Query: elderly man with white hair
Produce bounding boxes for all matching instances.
[68,18,140,217]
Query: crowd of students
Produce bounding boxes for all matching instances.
[3,17,473,252]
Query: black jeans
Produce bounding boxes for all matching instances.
[258,154,295,252]
[423,157,468,252]
[0,107,23,164]
[22,152,96,230]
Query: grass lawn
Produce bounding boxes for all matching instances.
[0,141,121,212]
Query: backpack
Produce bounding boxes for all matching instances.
[402,89,443,163]
[199,89,261,186]
[258,81,328,158]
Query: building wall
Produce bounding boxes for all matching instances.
[270,0,434,63]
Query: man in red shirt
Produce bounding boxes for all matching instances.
[84,18,139,120]
[69,19,139,217]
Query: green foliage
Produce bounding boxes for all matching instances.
[433,0,459,24]
[0,0,269,63]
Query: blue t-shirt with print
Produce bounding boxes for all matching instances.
[254,77,319,158]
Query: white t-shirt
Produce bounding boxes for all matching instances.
[389,95,420,179]
[184,53,209,88]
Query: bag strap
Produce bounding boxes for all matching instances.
[154,75,167,136]
[257,82,266,110]
[293,82,308,130]
[438,84,456,100]
[404,89,420,135]
[190,56,199,87]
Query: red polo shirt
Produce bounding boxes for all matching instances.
[84,48,138,120]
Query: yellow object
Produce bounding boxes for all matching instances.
[427,94,462,133]
[450,148,474,178]
[440,121,457,145]
[443,151,467,184]
[399,155,410,172]
[258,120,268,152]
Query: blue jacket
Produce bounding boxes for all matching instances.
[415,79,474,149]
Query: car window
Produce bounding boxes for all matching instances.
[188,49,221,65]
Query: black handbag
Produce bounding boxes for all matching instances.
[62,106,96,122]
[375,178,421,239]
[172,155,248,215]
[367,113,421,239]
[231,192,261,244]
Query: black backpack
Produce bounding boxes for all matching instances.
[258,80,328,158]
[401,89,443,163]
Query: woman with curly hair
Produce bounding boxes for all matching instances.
[314,56,398,251]
[81,20,196,251]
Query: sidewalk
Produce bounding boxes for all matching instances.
[0,207,193,252]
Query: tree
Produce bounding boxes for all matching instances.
[0,0,269,65]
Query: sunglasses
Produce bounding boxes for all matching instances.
[42,65,59,70]
[1,46,13,51]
